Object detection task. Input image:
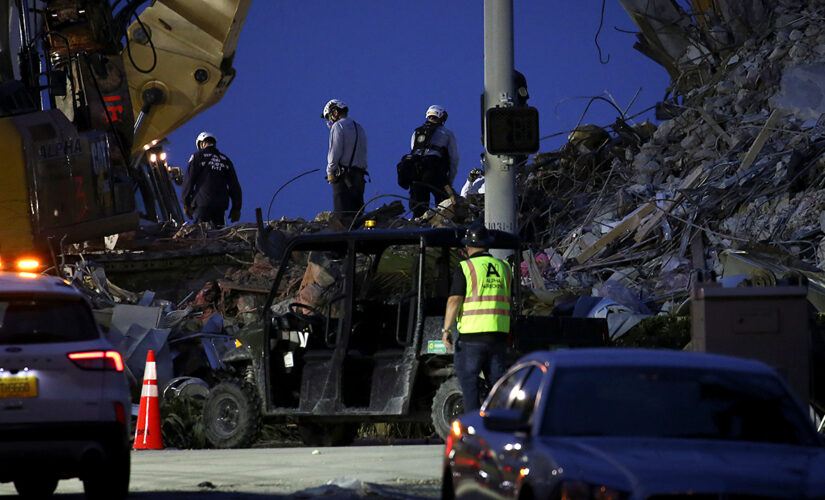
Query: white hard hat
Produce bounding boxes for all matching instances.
[322,99,348,119]
[426,105,447,120]
[196,131,215,147]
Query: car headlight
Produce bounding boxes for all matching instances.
[560,480,628,500]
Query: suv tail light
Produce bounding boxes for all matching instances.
[68,351,124,372]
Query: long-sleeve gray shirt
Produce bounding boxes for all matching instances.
[327,117,368,176]
[409,125,459,183]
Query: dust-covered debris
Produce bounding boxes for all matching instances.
[50,0,825,444]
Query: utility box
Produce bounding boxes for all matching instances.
[691,284,810,402]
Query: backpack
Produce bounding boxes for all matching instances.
[412,122,442,154]
[396,154,420,190]
[397,122,448,189]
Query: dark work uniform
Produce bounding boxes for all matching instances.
[181,145,242,228]
[408,122,458,218]
[449,251,509,412]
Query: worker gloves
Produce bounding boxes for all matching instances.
[229,208,241,223]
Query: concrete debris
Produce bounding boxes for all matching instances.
[52,0,825,405]
[58,196,478,396]
[510,0,825,318]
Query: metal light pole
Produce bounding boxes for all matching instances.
[483,0,517,257]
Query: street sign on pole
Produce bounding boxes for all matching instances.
[485,106,540,155]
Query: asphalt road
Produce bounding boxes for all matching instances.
[0,444,444,499]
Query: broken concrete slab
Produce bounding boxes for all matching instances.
[111,304,163,333]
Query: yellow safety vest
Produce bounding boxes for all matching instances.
[457,255,512,334]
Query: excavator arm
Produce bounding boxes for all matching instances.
[122,0,251,152]
[0,0,250,265]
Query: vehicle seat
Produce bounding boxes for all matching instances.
[423,297,448,316]
[351,301,407,353]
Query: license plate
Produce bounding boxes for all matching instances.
[0,376,37,398]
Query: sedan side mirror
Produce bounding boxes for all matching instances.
[482,408,531,433]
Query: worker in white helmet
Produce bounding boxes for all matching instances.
[406,105,458,218]
[322,99,368,226]
[181,131,242,227]
[460,167,486,198]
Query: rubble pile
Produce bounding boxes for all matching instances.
[59,0,825,405]
[59,195,478,396]
[512,0,825,320]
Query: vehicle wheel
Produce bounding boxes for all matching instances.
[298,421,359,447]
[203,378,262,448]
[518,484,535,500]
[83,448,130,500]
[431,376,464,441]
[13,475,58,498]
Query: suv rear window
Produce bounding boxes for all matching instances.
[0,296,98,344]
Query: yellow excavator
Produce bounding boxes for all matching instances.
[0,0,250,271]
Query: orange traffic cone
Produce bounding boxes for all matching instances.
[133,350,163,449]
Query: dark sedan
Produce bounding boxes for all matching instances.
[442,348,825,500]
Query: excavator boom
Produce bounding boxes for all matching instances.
[0,0,250,268]
[123,0,251,151]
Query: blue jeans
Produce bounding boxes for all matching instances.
[454,337,508,412]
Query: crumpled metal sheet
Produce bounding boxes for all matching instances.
[111,304,162,332]
[117,324,173,387]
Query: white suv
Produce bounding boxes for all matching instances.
[0,272,130,499]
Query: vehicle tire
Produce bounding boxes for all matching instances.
[298,421,359,447]
[13,476,57,499]
[518,484,535,500]
[431,376,464,441]
[203,378,262,448]
[83,447,130,500]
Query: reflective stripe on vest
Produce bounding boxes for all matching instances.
[457,256,512,334]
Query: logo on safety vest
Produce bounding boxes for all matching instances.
[486,263,500,278]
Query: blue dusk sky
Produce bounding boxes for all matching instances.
[164,1,672,223]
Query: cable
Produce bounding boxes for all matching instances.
[124,10,157,73]
[266,168,321,221]
[112,0,146,38]
[346,193,439,232]
[539,104,656,142]
[595,0,610,64]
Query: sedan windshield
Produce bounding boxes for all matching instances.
[541,366,818,446]
[0,296,98,344]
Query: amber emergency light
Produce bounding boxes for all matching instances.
[15,258,40,271]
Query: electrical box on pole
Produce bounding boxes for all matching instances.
[485,106,540,155]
